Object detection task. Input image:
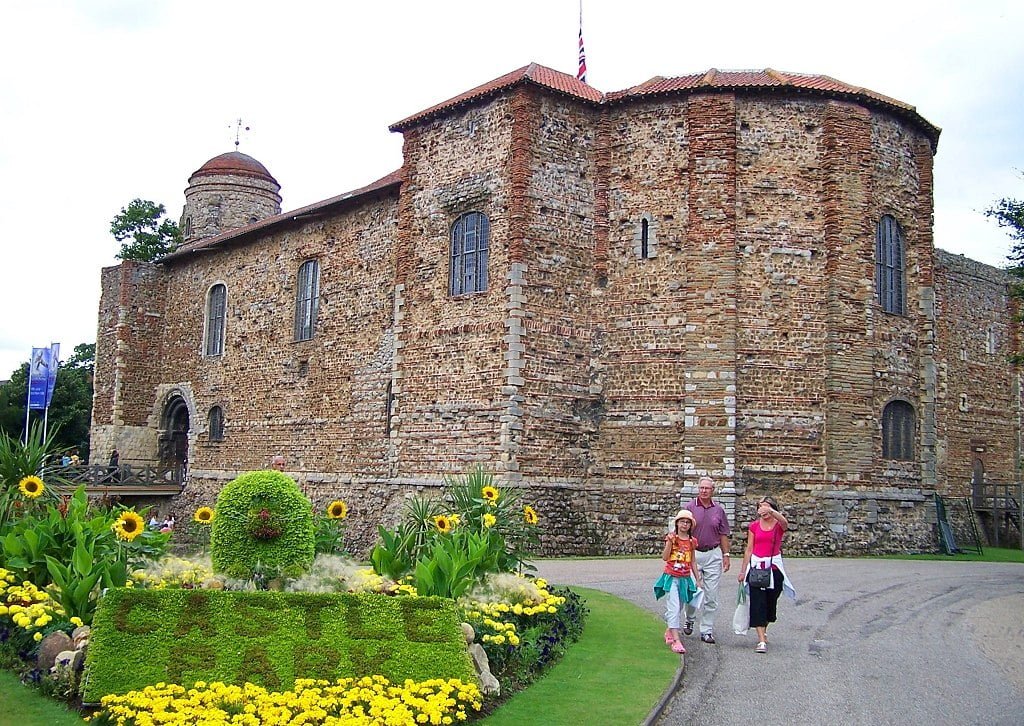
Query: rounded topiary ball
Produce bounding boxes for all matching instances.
[210,470,315,579]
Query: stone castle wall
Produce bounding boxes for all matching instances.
[91,84,1021,557]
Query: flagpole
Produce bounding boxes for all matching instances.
[22,377,30,444]
[577,0,588,84]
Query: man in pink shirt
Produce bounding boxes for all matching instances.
[682,476,732,643]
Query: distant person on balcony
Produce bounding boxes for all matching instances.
[109,449,119,468]
[61,453,71,466]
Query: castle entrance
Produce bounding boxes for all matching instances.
[160,395,190,482]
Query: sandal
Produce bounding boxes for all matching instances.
[755,641,767,654]
[664,629,674,645]
[671,640,687,654]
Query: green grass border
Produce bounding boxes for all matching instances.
[481,587,678,725]
[0,669,84,725]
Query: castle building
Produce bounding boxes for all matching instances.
[90,64,1021,555]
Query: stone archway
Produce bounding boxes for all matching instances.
[160,395,191,481]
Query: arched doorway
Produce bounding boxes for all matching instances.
[160,395,190,482]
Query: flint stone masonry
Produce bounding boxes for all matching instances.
[91,67,1022,557]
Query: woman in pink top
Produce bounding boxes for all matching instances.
[737,496,789,653]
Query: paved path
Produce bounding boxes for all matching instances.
[536,558,1024,725]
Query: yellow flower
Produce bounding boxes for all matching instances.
[33,632,43,642]
[70,616,83,627]
[448,513,460,526]
[113,511,145,541]
[482,513,496,529]
[194,506,215,524]
[327,500,348,520]
[523,505,539,525]
[480,486,500,504]
[18,475,44,499]
[433,515,452,534]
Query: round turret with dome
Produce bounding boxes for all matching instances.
[179,150,282,243]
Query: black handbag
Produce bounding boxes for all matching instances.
[747,566,772,588]
[746,525,779,589]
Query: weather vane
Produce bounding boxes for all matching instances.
[230,118,251,150]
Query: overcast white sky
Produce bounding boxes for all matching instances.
[1,0,1021,378]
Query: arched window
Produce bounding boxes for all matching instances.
[294,259,320,341]
[205,284,226,356]
[208,406,224,442]
[875,215,905,314]
[882,400,914,460]
[450,212,489,296]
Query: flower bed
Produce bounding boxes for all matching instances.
[91,676,481,726]
[0,457,586,722]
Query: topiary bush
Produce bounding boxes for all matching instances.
[210,470,315,579]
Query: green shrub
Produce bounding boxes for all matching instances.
[82,588,476,702]
[210,471,315,579]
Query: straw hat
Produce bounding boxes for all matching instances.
[671,509,696,527]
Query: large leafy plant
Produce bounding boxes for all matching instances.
[0,421,60,533]
[370,467,540,598]
[2,486,168,622]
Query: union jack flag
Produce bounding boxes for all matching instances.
[577,22,588,84]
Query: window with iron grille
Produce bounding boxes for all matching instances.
[205,283,226,356]
[450,212,490,296]
[294,259,320,341]
[208,406,225,441]
[875,215,905,314]
[882,400,914,460]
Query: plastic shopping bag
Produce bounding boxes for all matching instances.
[732,584,750,635]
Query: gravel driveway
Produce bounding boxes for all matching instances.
[535,557,1024,725]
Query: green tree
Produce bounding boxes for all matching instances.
[0,343,94,457]
[987,182,1024,364]
[111,199,182,262]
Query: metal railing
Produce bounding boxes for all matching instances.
[48,463,182,488]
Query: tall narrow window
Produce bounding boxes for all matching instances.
[875,215,905,314]
[294,259,320,341]
[205,284,226,356]
[208,406,224,441]
[641,218,650,259]
[450,212,490,296]
[882,400,914,460]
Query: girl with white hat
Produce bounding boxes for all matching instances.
[654,509,705,654]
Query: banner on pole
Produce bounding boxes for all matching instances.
[45,342,60,407]
[28,347,52,410]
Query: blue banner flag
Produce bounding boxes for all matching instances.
[28,347,52,410]
[45,343,60,407]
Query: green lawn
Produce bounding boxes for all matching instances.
[481,587,679,725]
[0,669,85,725]
[878,546,1024,563]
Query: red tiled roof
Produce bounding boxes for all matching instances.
[605,68,938,144]
[392,64,938,146]
[160,169,401,263]
[190,151,279,185]
[390,63,604,131]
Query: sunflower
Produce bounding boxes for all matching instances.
[113,511,145,541]
[448,513,461,527]
[327,500,348,519]
[18,476,44,499]
[523,505,539,526]
[194,506,215,524]
[481,486,500,504]
[433,514,452,534]
[482,513,497,529]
